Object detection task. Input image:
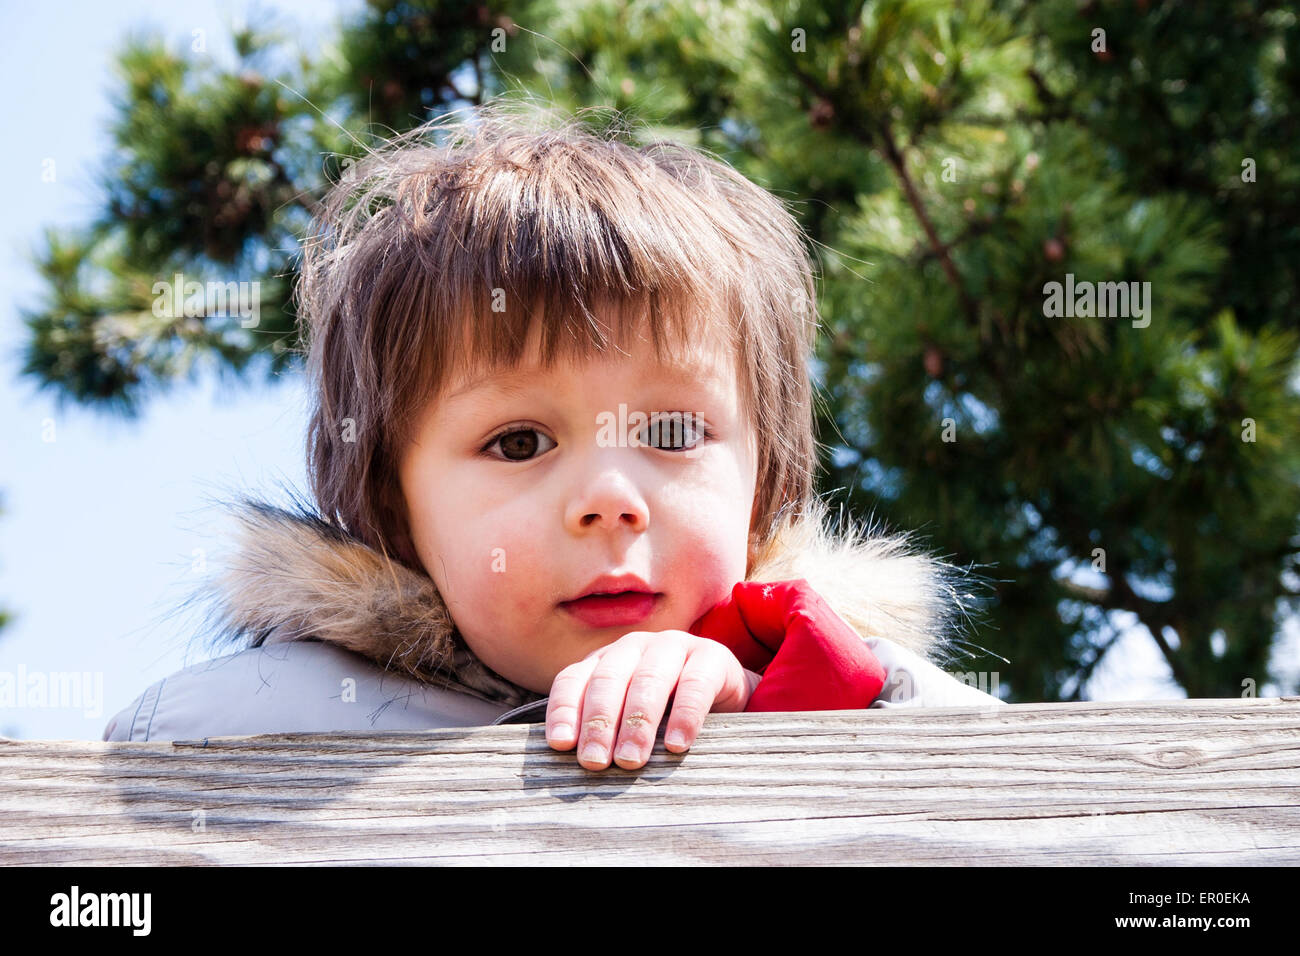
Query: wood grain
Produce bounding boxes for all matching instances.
[3,698,1299,865]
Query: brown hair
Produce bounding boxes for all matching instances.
[298,96,822,575]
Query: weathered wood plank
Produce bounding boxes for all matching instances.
[3,698,1298,865]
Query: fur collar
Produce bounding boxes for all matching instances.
[192,491,988,710]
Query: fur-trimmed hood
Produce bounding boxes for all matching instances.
[191,491,989,711]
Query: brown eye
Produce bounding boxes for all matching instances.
[640,413,713,452]
[485,427,556,462]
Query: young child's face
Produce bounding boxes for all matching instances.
[398,317,759,694]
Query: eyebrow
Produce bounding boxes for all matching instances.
[446,378,534,403]
[445,360,725,404]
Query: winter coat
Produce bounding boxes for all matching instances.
[103,495,1005,742]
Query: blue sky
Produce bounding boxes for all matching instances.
[2,0,1294,741]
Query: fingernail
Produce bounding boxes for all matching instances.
[580,744,607,765]
[615,742,640,764]
[550,723,573,742]
[665,730,688,749]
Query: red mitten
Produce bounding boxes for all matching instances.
[689,579,887,712]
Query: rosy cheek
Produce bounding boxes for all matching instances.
[467,531,547,609]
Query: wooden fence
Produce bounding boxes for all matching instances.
[3,697,1298,865]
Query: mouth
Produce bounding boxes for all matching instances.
[559,590,661,628]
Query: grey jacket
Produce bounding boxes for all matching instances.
[104,495,1004,742]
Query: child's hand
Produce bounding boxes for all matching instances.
[545,630,761,771]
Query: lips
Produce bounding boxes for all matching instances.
[559,573,660,628]
[561,573,655,603]
[560,591,660,628]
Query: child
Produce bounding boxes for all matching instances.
[103,99,1004,766]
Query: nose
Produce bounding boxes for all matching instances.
[564,464,650,536]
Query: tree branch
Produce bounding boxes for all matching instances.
[1066,626,1125,701]
[1107,569,1194,692]
[877,123,979,324]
